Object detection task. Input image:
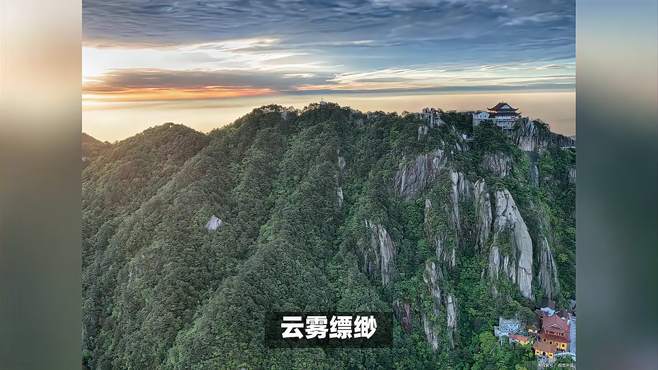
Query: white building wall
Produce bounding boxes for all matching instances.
[472,112,490,126]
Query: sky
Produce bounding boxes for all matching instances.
[82,0,575,141]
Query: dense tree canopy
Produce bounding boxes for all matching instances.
[83,104,575,369]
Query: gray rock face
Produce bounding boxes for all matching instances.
[488,190,534,300]
[515,119,546,152]
[445,294,457,346]
[417,125,429,140]
[365,220,396,286]
[473,180,492,250]
[336,155,346,207]
[422,313,440,352]
[205,215,223,231]
[393,300,413,333]
[450,170,473,203]
[337,156,346,173]
[423,260,457,348]
[424,261,443,316]
[337,187,344,207]
[424,198,433,223]
[514,119,575,152]
[429,116,445,128]
[530,163,540,187]
[447,170,473,262]
[450,171,472,231]
[482,152,513,178]
[394,148,447,198]
[538,236,560,300]
[568,167,576,184]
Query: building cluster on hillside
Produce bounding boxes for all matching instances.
[494,302,576,367]
[472,102,523,129]
[418,102,523,130]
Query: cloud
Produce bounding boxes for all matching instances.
[311,63,574,91]
[82,39,339,82]
[82,0,575,102]
[83,68,333,101]
[83,0,574,61]
[82,59,574,103]
[503,12,568,26]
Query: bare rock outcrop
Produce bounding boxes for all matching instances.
[538,236,560,300]
[394,148,447,198]
[393,300,413,333]
[514,118,575,152]
[205,215,223,231]
[422,313,440,351]
[364,220,396,286]
[482,152,513,178]
[337,155,346,173]
[445,294,457,346]
[336,154,346,207]
[449,170,472,227]
[568,167,576,184]
[423,260,457,349]
[488,190,534,300]
[417,125,429,140]
[530,163,540,187]
[337,187,344,207]
[473,180,493,250]
[423,261,443,316]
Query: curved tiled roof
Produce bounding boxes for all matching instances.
[542,314,570,333]
[488,102,519,111]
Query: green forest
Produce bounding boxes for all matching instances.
[82,103,576,369]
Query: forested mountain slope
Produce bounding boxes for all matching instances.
[82,103,575,369]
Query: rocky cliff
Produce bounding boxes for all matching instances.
[364,219,396,286]
[487,189,534,300]
[514,118,575,152]
[538,236,560,300]
[481,152,513,177]
[394,147,447,199]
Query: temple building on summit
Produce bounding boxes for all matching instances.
[472,102,522,129]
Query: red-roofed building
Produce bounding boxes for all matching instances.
[538,313,570,351]
[533,340,558,359]
[472,102,522,129]
[509,334,530,345]
[488,102,520,113]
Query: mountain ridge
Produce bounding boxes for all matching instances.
[82,102,575,369]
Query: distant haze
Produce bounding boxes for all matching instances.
[83,90,575,142]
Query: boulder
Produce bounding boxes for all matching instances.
[205,215,223,231]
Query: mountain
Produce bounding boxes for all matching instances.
[82,103,575,369]
[81,132,111,166]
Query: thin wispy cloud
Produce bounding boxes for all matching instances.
[82,0,575,109]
